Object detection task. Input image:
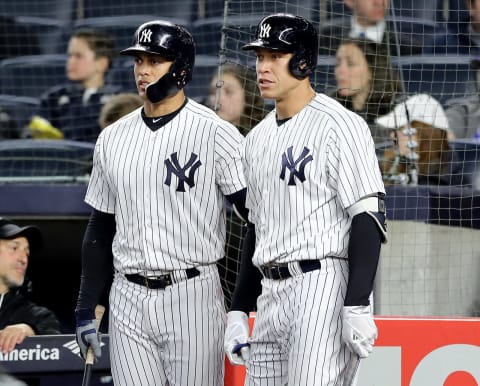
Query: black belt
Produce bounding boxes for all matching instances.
[259,259,321,280]
[125,267,200,289]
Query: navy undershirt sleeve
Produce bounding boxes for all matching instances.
[226,188,248,222]
[75,209,115,321]
[345,212,382,306]
[229,224,262,313]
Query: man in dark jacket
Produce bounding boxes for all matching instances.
[0,218,60,354]
[319,0,425,55]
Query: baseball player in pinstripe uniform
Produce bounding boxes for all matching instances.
[224,14,387,385]
[74,20,248,386]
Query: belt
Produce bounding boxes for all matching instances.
[259,259,321,280]
[125,267,200,289]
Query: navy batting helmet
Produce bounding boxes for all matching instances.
[121,20,195,103]
[242,13,318,80]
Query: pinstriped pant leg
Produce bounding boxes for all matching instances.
[160,266,226,386]
[109,268,225,386]
[246,259,353,386]
[245,279,289,386]
[109,275,167,386]
[288,258,352,386]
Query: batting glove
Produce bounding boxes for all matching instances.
[224,311,250,366]
[75,317,102,361]
[342,305,378,358]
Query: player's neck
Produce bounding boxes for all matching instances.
[144,91,186,117]
[275,84,315,120]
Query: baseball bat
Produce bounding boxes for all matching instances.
[81,305,106,386]
[342,355,360,386]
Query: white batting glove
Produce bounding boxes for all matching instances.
[342,305,378,358]
[224,311,250,365]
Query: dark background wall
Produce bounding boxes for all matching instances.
[17,217,88,333]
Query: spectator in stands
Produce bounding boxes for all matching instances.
[98,92,143,129]
[444,64,480,139]
[463,0,480,52]
[430,0,480,54]
[28,29,122,142]
[376,93,463,186]
[207,63,266,136]
[319,0,423,56]
[443,55,480,139]
[328,38,403,142]
[0,218,61,354]
[0,15,41,60]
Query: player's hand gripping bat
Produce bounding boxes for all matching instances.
[81,305,105,386]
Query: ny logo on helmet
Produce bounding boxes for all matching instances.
[140,29,153,43]
[259,23,272,38]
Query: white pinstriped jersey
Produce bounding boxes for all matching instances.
[85,99,246,273]
[243,93,385,267]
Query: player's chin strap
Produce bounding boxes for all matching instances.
[146,73,181,103]
[347,194,387,243]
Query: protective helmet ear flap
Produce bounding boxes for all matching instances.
[146,61,193,103]
[289,48,314,79]
[146,73,177,103]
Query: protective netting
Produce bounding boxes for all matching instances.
[0,0,479,316]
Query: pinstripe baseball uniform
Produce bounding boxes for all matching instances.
[85,99,245,386]
[242,93,385,385]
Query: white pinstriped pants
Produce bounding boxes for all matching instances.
[108,265,226,386]
[245,258,356,386]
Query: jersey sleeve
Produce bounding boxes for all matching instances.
[85,131,116,213]
[215,122,247,195]
[327,112,385,209]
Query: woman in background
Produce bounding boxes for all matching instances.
[329,38,403,142]
[207,63,266,136]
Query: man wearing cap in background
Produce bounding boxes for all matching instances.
[0,218,60,354]
[376,93,464,186]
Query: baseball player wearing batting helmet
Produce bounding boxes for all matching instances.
[75,20,248,385]
[224,13,387,385]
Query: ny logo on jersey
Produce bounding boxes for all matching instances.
[280,146,313,186]
[139,29,153,43]
[259,23,272,38]
[164,152,202,192]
